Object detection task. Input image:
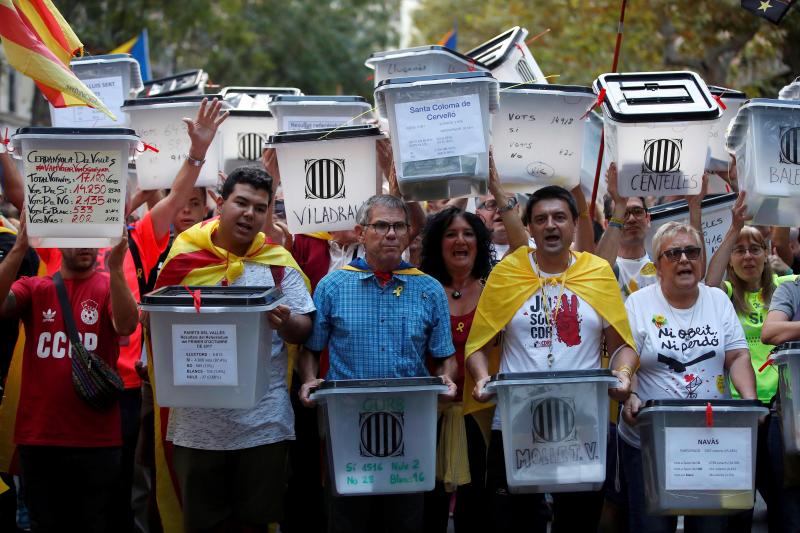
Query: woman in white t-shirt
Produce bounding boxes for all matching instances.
[619,221,757,533]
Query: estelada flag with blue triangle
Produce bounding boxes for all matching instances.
[437,21,458,50]
[110,29,152,81]
[741,0,796,24]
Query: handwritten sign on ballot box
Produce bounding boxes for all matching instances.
[13,128,139,247]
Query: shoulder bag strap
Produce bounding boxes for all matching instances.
[53,272,82,346]
[126,232,149,298]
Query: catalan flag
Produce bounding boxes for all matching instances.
[110,29,152,81]
[437,22,458,50]
[0,0,115,118]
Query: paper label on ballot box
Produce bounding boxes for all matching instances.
[664,427,752,491]
[24,148,125,227]
[51,76,124,126]
[282,116,352,131]
[172,324,238,386]
[394,94,485,163]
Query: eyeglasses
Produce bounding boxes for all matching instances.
[659,246,702,262]
[476,200,498,211]
[732,245,765,257]
[624,207,647,219]
[366,221,409,235]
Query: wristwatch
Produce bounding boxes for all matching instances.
[497,196,518,214]
[186,154,205,167]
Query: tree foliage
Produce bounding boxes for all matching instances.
[52,0,399,95]
[413,0,800,96]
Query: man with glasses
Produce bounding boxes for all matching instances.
[297,194,456,533]
[596,163,657,299]
[597,163,707,300]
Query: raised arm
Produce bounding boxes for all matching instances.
[571,183,595,253]
[489,152,529,253]
[107,233,139,336]
[379,139,426,242]
[0,150,24,212]
[595,163,626,266]
[0,215,27,318]
[148,98,229,239]
[686,173,708,277]
[706,191,748,288]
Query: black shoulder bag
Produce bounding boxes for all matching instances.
[53,272,124,410]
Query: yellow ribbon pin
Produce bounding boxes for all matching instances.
[393,286,403,297]
[456,322,465,333]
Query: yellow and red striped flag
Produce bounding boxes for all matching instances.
[0,0,115,119]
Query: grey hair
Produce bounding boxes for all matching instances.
[356,194,410,226]
[651,221,702,259]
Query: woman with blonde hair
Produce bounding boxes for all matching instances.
[706,191,799,533]
[620,220,757,532]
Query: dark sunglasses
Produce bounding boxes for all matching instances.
[659,246,702,262]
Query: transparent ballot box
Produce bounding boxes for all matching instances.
[485,370,618,493]
[593,71,721,197]
[141,286,283,409]
[637,399,767,515]
[11,127,139,247]
[311,377,447,496]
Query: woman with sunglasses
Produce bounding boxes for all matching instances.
[618,221,757,533]
[705,191,799,533]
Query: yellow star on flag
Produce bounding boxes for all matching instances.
[759,0,772,11]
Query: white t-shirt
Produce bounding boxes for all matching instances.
[617,283,747,448]
[166,262,316,450]
[493,254,609,429]
[616,254,657,300]
[328,241,363,273]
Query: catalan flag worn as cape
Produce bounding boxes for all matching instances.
[147,217,309,532]
[0,225,48,491]
[0,0,115,118]
[463,247,637,415]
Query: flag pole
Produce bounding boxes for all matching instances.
[589,0,628,219]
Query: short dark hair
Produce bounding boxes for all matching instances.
[420,207,494,285]
[221,167,273,204]
[523,185,578,225]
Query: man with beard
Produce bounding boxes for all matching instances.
[0,220,138,532]
[464,185,637,533]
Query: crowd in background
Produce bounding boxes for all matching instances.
[0,99,798,533]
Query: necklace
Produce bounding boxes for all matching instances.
[532,252,569,367]
[449,277,477,300]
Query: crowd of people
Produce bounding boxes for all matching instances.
[0,98,799,533]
